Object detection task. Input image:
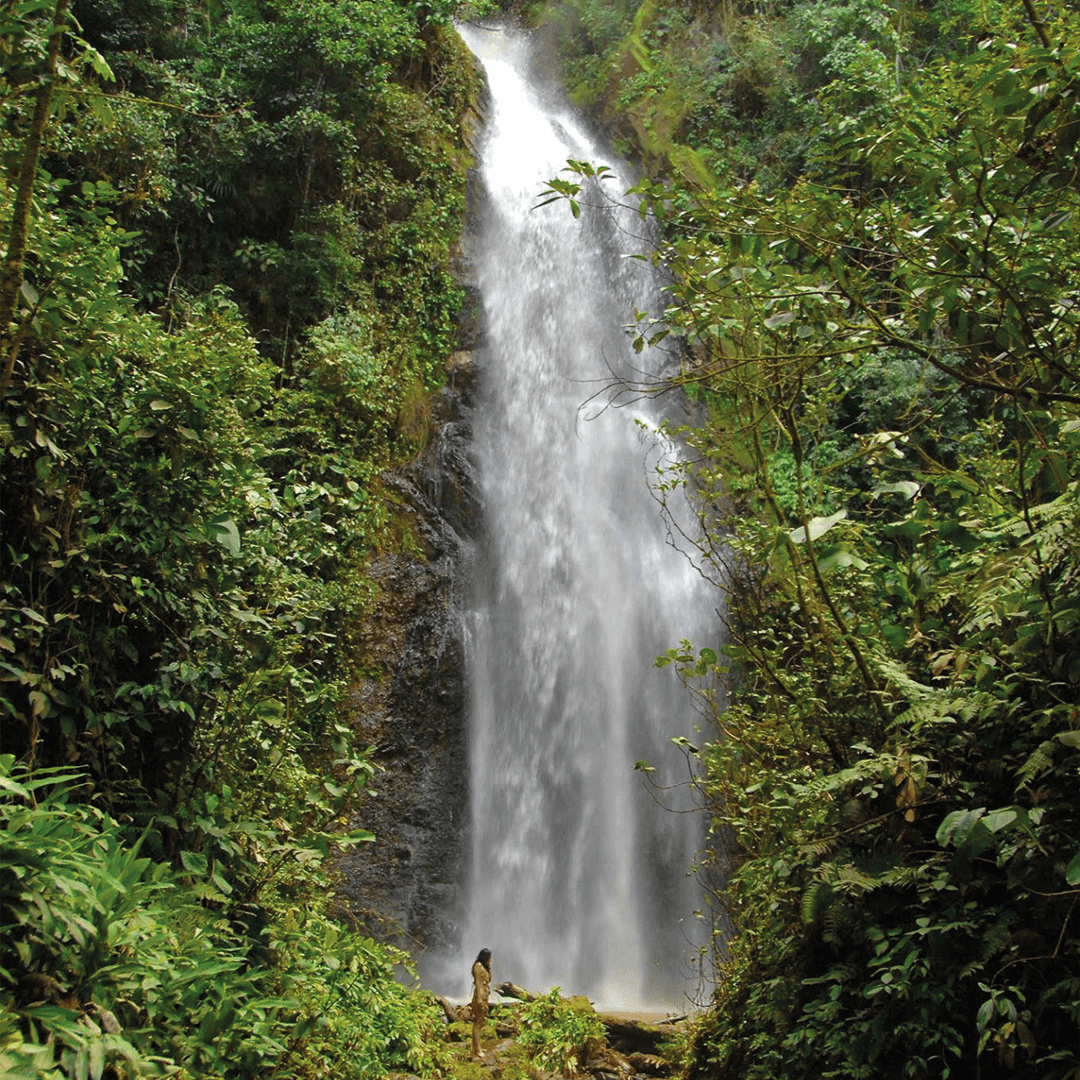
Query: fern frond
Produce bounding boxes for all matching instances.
[961,483,1080,637]
[822,901,855,942]
[1019,738,1058,782]
[801,878,834,926]
[833,863,879,895]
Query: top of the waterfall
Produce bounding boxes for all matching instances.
[455,22,533,69]
[455,21,613,206]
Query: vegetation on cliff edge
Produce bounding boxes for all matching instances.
[2,0,483,1075]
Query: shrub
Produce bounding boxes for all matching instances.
[517,988,607,1075]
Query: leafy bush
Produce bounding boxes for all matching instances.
[0,758,446,1079]
[517,988,607,1074]
[1,758,285,1079]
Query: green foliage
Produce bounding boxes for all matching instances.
[534,0,984,188]
[527,2,1080,1076]
[517,988,607,1074]
[546,0,636,102]
[2,0,480,1076]
[0,758,445,1079]
[1,0,477,780]
[59,0,477,362]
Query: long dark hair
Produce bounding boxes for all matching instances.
[474,948,491,971]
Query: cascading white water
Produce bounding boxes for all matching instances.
[457,24,713,1011]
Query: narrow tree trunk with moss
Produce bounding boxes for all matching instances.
[0,0,71,401]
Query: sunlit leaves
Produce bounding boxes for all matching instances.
[789,509,848,544]
[518,988,607,1075]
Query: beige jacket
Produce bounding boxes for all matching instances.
[471,961,491,1017]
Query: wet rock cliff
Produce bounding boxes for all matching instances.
[335,94,488,959]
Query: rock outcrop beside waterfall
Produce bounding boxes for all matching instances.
[335,331,480,954]
[334,105,489,954]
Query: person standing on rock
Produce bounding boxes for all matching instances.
[471,948,492,1060]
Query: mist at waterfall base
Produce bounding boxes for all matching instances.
[427,25,715,1012]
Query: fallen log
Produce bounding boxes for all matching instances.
[494,981,538,1003]
[433,995,460,1023]
[599,1017,684,1057]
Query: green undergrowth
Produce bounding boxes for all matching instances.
[2,0,483,1076]
[440,989,616,1079]
[0,759,448,1079]
[517,989,607,1074]
[535,0,714,185]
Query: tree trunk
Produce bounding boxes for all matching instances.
[0,0,71,401]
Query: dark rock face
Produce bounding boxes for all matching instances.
[335,72,490,962]
[335,349,479,954]
[335,336,481,954]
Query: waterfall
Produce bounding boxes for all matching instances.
[454,24,713,1012]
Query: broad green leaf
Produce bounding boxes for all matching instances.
[871,481,920,500]
[790,509,848,544]
[983,808,1018,833]
[764,310,796,329]
[342,828,376,844]
[207,517,241,555]
[89,1036,104,1080]
[1065,852,1080,886]
[816,544,870,573]
[0,775,30,797]
[180,851,208,875]
[936,808,985,847]
[210,870,233,895]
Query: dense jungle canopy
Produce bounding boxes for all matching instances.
[2,0,1079,1077]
